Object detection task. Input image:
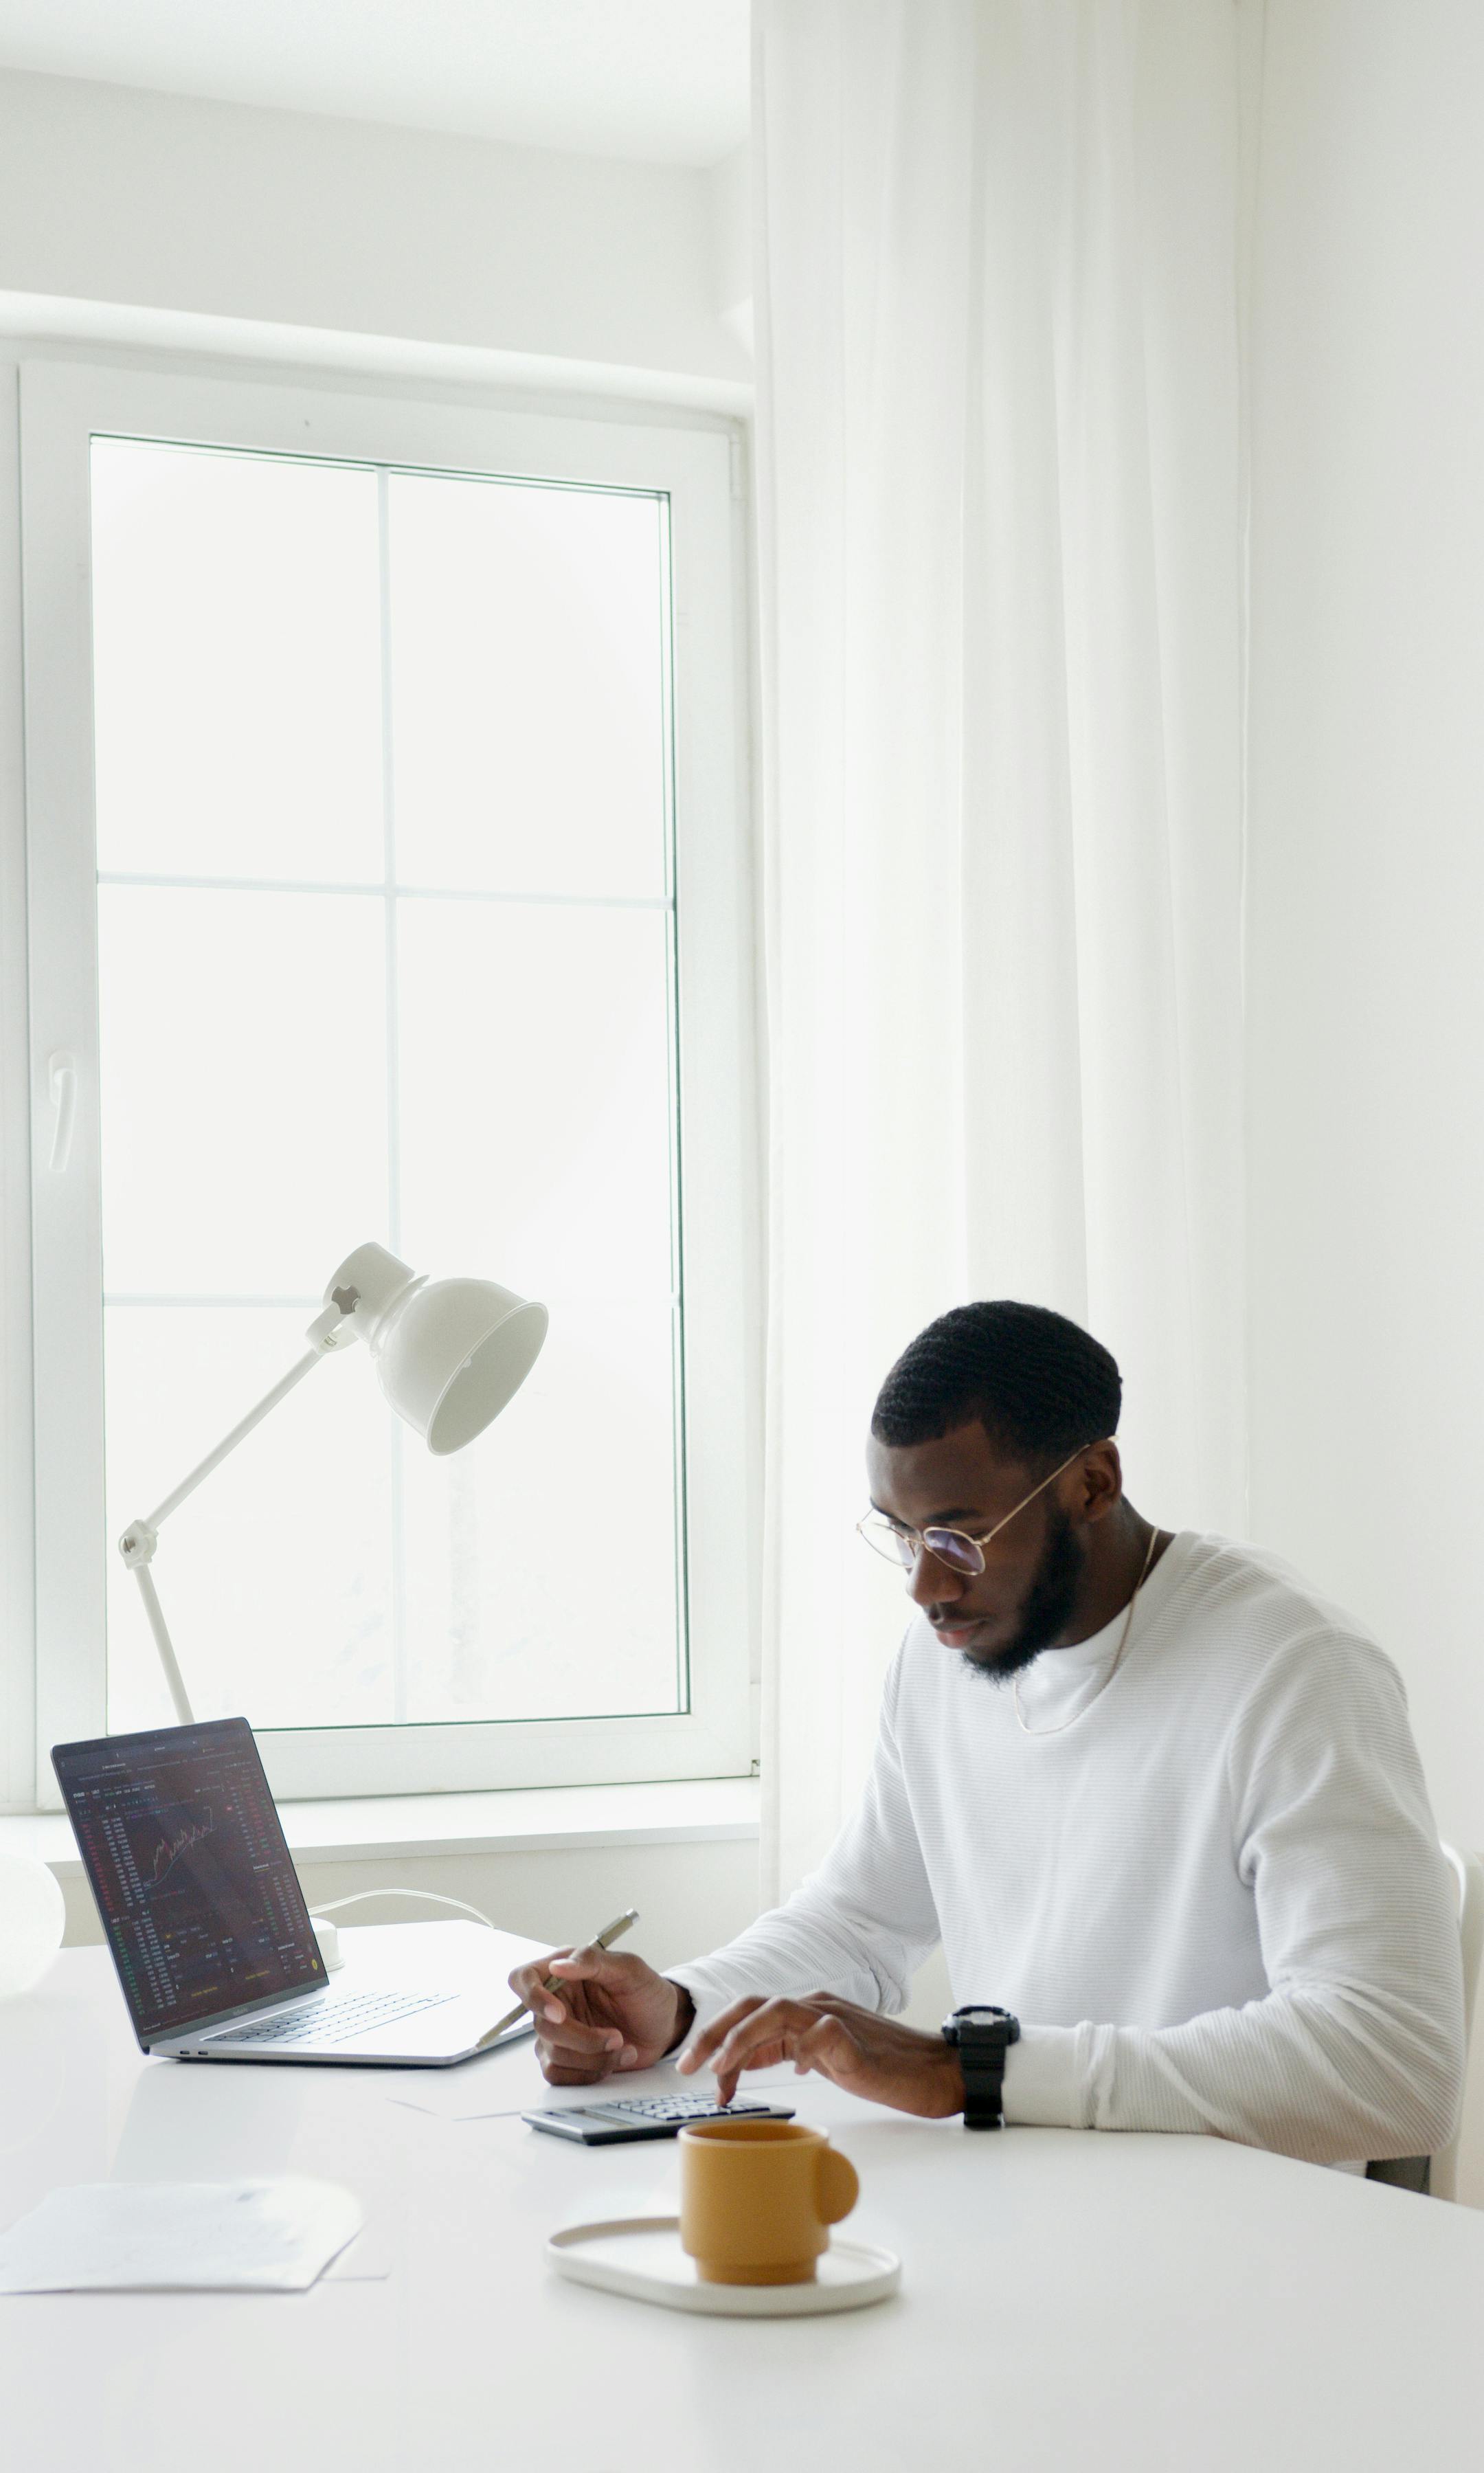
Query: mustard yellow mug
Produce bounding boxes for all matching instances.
[678,2117,860,2286]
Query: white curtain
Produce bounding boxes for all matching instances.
[753,0,1252,1903]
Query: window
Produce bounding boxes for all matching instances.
[16,362,754,1804]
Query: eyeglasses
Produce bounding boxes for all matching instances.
[856,1440,1101,1578]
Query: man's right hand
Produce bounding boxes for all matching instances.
[508,1944,695,2085]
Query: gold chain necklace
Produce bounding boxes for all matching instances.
[1012,1525,1161,1738]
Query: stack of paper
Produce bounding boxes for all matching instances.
[0,2178,364,2295]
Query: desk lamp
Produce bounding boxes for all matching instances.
[118,1240,548,1727]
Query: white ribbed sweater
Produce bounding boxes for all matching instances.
[673,1532,1464,2165]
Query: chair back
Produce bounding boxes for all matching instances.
[1431,1842,1484,2202]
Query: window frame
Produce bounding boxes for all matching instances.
[14,357,757,1809]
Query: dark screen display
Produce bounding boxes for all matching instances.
[52,1719,326,2044]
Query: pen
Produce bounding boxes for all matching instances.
[476,1906,640,2051]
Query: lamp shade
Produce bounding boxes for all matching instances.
[323,1243,548,1455]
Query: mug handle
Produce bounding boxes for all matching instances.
[816,2147,859,2226]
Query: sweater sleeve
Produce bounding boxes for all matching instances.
[1003,1631,1465,2164]
[668,1646,941,2030]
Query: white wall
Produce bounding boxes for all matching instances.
[0,68,750,395]
[1246,0,1484,2197]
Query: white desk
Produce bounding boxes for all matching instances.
[4,1930,1484,2472]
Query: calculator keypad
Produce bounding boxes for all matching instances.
[583,2095,780,2125]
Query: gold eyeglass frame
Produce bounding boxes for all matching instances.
[856,1439,1105,1577]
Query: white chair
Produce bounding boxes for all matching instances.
[1430,1842,1484,2201]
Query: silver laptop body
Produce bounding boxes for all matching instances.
[53,1716,538,2068]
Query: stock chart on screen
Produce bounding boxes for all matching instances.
[53,1719,324,2041]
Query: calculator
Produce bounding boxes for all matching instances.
[523,2092,798,2145]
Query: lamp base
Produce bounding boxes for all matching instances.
[311,1918,345,1973]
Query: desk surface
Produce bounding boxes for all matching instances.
[4,1931,1484,2473]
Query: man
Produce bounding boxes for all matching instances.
[509,1301,1463,2170]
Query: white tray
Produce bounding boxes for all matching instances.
[547,2215,901,2317]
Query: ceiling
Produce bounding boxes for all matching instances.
[0,0,751,168]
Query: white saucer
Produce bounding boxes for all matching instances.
[548,2216,901,2317]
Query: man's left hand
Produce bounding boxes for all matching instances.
[677,1992,965,2117]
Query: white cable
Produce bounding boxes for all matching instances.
[310,1888,499,1932]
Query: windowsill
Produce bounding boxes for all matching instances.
[0,1775,761,1877]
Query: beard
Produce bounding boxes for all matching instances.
[959,1503,1083,1686]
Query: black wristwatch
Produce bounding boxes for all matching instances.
[941,2004,1021,2130]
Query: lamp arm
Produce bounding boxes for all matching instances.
[118,1307,350,1726]
[128,1558,196,1727]
[146,1336,339,1531]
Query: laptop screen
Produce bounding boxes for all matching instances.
[52,1718,327,2046]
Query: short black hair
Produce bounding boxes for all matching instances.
[870,1301,1121,1466]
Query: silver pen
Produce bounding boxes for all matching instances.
[476,1906,640,2051]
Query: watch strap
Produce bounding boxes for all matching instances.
[943,2007,1020,2131]
[958,2041,1011,2131]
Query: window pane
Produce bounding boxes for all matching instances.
[98,886,388,1297]
[104,1306,396,1734]
[400,1299,683,1722]
[395,899,675,1305]
[91,440,383,884]
[387,473,667,899]
[91,433,688,1759]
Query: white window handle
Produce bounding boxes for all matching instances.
[47,1051,78,1174]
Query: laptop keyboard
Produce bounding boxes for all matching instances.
[206,1989,456,2048]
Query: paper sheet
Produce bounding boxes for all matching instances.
[0,2178,364,2294]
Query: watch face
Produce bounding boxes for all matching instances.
[944,2005,1020,2048]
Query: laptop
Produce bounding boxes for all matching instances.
[52,1717,547,2066]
